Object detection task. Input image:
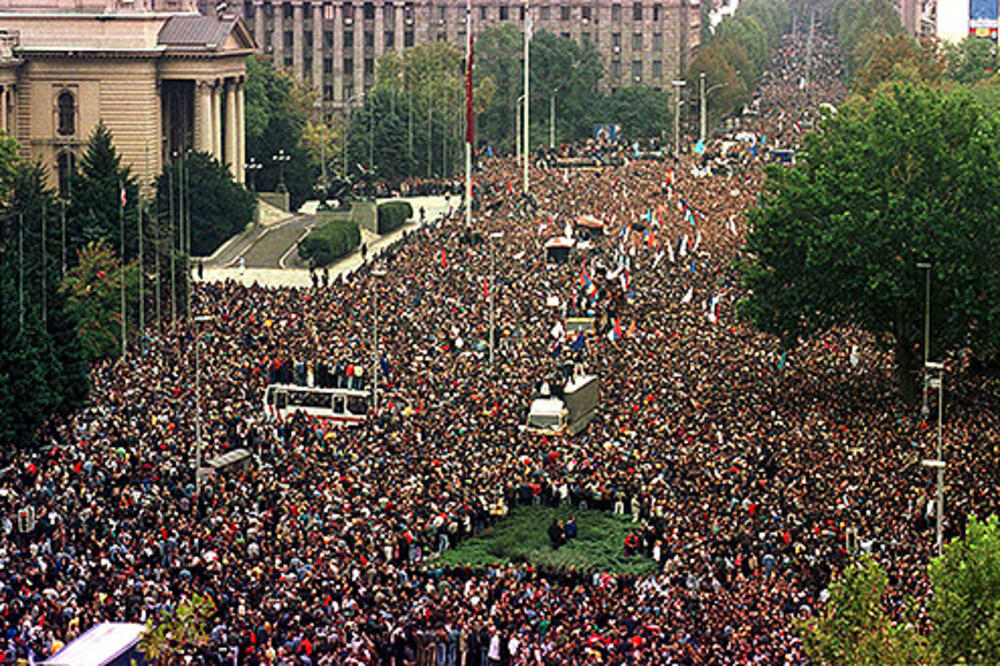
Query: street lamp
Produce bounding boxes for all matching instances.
[549,88,559,149]
[192,313,214,502]
[371,267,387,417]
[344,94,362,178]
[699,72,728,143]
[244,158,263,192]
[272,148,291,194]
[671,79,686,158]
[917,261,932,412]
[516,93,526,166]
[922,360,945,557]
[488,231,503,368]
[313,101,328,186]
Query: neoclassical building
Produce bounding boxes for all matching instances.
[0,0,254,194]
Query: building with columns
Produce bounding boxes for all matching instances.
[231,0,700,112]
[0,0,254,195]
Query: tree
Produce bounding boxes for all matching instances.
[67,122,140,264]
[244,55,318,210]
[836,0,903,76]
[945,35,998,85]
[853,34,945,97]
[137,593,216,665]
[797,556,929,665]
[929,514,1000,664]
[740,83,1000,401]
[600,87,673,139]
[153,152,255,257]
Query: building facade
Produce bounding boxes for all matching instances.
[0,0,254,193]
[236,0,700,111]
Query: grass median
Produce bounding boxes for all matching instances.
[431,505,658,576]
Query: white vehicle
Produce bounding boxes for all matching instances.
[263,384,369,425]
[526,373,599,436]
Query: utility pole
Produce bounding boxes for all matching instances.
[41,199,46,327]
[489,231,503,367]
[672,79,686,157]
[371,268,387,416]
[169,154,176,328]
[523,0,531,194]
[119,180,126,358]
[549,89,558,148]
[699,72,706,144]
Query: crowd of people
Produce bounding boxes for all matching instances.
[2,28,998,666]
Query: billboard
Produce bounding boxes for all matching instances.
[970,0,998,39]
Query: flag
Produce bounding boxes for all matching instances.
[778,349,787,370]
[464,9,475,145]
[690,260,696,275]
[440,249,447,268]
[483,276,489,299]
[666,239,675,263]
[120,186,127,207]
[579,267,597,299]
[692,231,702,253]
[380,356,391,380]
[571,331,585,350]
[680,286,693,304]
[646,227,656,249]
[626,320,636,337]
[693,139,706,155]
[679,235,688,257]
[614,317,622,340]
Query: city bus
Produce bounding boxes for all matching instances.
[263,384,370,425]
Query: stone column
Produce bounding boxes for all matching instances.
[273,0,284,67]
[394,1,404,53]
[0,87,6,133]
[236,78,246,184]
[374,1,384,60]
[312,3,323,90]
[225,78,238,177]
[212,80,223,161]
[293,1,304,78]
[198,80,213,153]
[333,3,342,104]
[254,1,265,50]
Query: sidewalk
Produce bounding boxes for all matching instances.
[197,195,452,288]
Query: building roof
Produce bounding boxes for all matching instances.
[158,14,238,49]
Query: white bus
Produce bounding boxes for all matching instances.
[263,384,370,425]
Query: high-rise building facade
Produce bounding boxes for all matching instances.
[235,0,701,111]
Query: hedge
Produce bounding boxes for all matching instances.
[297,219,361,267]
[377,201,413,234]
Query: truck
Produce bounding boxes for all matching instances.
[43,623,149,666]
[526,374,599,436]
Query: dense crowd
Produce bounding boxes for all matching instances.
[2,30,998,666]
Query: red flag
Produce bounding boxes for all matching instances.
[483,276,489,299]
[465,25,475,145]
[440,249,446,269]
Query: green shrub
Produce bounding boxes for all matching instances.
[377,200,413,234]
[297,219,361,267]
[431,505,658,576]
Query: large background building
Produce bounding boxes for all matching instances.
[0,0,253,192]
[234,0,700,112]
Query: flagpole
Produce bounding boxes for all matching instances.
[120,181,126,358]
[523,0,531,194]
[464,0,473,230]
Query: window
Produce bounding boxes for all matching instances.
[283,3,293,18]
[324,30,334,47]
[404,30,414,46]
[57,151,75,197]
[284,30,293,47]
[612,4,621,21]
[633,2,641,21]
[244,2,253,19]
[364,30,374,47]
[343,30,354,47]
[324,56,333,73]
[342,2,353,20]
[581,6,591,21]
[323,4,334,20]
[540,5,549,19]
[343,83,353,100]
[519,6,525,20]
[264,2,274,18]
[499,5,508,20]
[265,30,273,46]
[632,32,642,50]
[384,30,395,48]
[304,31,313,48]
[57,91,75,136]
[437,32,446,41]
[383,4,394,21]
[653,3,661,20]
[323,85,333,101]
[284,56,293,67]
[652,60,662,78]
[611,32,621,47]
[364,57,374,75]
[404,2,413,20]
[363,1,374,19]
[438,5,446,21]
[344,57,354,74]
[561,32,570,39]
[611,60,620,78]
[479,5,487,19]
[653,32,662,50]
[560,5,570,20]
[582,32,591,45]
[632,60,641,79]
[304,57,313,75]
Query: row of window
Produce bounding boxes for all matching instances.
[248,1,668,23]
[609,59,663,79]
[268,28,666,53]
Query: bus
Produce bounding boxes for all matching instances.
[263,384,370,425]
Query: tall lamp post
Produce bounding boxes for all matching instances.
[699,72,727,143]
[245,158,263,192]
[922,360,946,557]
[522,0,532,195]
[272,149,291,193]
[515,93,525,166]
[488,231,503,368]
[549,88,559,149]
[671,79,686,158]
[917,261,932,413]
[371,267,387,417]
[193,314,214,501]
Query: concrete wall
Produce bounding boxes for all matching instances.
[258,190,290,212]
[351,200,377,233]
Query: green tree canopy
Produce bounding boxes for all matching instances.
[740,83,1000,401]
[600,87,672,140]
[945,35,998,85]
[929,514,1000,663]
[853,34,945,97]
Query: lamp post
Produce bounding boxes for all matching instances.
[922,360,945,557]
[244,158,263,192]
[193,314,213,501]
[699,72,727,143]
[917,261,931,413]
[313,101,328,186]
[371,268,387,417]
[489,231,503,368]
[549,88,559,149]
[671,79,686,158]
[368,93,374,172]
[272,149,291,193]
[516,93,525,166]
[523,0,532,194]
